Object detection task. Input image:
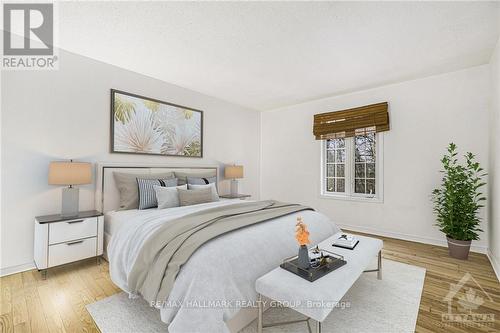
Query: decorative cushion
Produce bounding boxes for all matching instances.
[137,178,178,210]
[188,183,220,202]
[174,171,217,186]
[178,187,213,206]
[113,172,174,210]
[154,184,188,209]
[187,176,217,185]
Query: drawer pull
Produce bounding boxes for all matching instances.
[67,219,84,224]
[66,240,84,246]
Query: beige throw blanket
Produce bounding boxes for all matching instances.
[127,200,313,303]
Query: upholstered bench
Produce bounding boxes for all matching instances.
[255,233,383,333]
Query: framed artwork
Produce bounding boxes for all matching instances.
[110,89,203,157]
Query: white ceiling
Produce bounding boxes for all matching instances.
[57,1,500,111]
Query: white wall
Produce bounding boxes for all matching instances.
[488,37,500,279]
[261,65,490,252]
[0,49,261,275]
[1,47,496,276]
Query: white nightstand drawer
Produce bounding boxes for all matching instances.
[49,217,97,244]
[48,237,97,267]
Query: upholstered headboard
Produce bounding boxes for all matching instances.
[95,162,219,213]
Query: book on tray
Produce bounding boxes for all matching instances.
[332,233,359,249]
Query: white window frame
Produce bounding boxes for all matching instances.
[320,133,384,202]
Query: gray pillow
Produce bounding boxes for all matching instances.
[178,187,213,206]
[113,172,174,210]
[137,178,178,210]
[188,183,220,202]
[154,184,188,209]
[175,171,217,186]
[187,176,217,185]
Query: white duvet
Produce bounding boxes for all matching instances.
[108,200,339,333]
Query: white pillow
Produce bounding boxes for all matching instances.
[188,183,220,202]
[154,184,188,209]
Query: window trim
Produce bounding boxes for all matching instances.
[320,133,384,203]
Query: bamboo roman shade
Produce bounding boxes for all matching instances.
[313,102,389,140]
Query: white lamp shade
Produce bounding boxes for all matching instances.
[225,165,244,179]
[48,161,92,185]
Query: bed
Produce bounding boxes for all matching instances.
[96,162,340,333]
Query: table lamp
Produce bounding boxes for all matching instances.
[49,160,91,217]
[225,165,244,196]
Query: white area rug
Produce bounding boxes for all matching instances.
[87,259,425,333]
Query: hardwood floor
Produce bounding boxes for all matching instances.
[0,258,118,333]
[355,233,500,333]
[0,235,499,333]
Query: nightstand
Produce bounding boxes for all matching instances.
[219,194,251,200]
[34,210,104,278]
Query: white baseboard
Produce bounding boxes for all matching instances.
[0,262,36,277]
[486,250,500,282]
[337,223,488,254]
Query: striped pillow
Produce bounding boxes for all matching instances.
[137,178,178,210]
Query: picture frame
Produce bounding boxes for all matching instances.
[110,89,203,158]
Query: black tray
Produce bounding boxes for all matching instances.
[280,255,347,282]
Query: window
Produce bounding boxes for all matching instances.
[322,133,383,200]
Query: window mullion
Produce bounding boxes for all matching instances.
[345,139,349,196]
[351,137,355,196]
[347,137,354,197]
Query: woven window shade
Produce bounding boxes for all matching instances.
[313,102,389,140]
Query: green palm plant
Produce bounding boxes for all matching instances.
[184,140,201,156]
[431,143,486,241]
[143,100,160,112]
[114,96,136,124]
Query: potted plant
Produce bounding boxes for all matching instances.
[431,143,486,260]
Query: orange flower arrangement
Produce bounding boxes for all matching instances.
[295,217,310,246]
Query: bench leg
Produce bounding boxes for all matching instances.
[315,320,322,333]
[363,250,383,279]
[377,250,382,280]
[258,293,263,333]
